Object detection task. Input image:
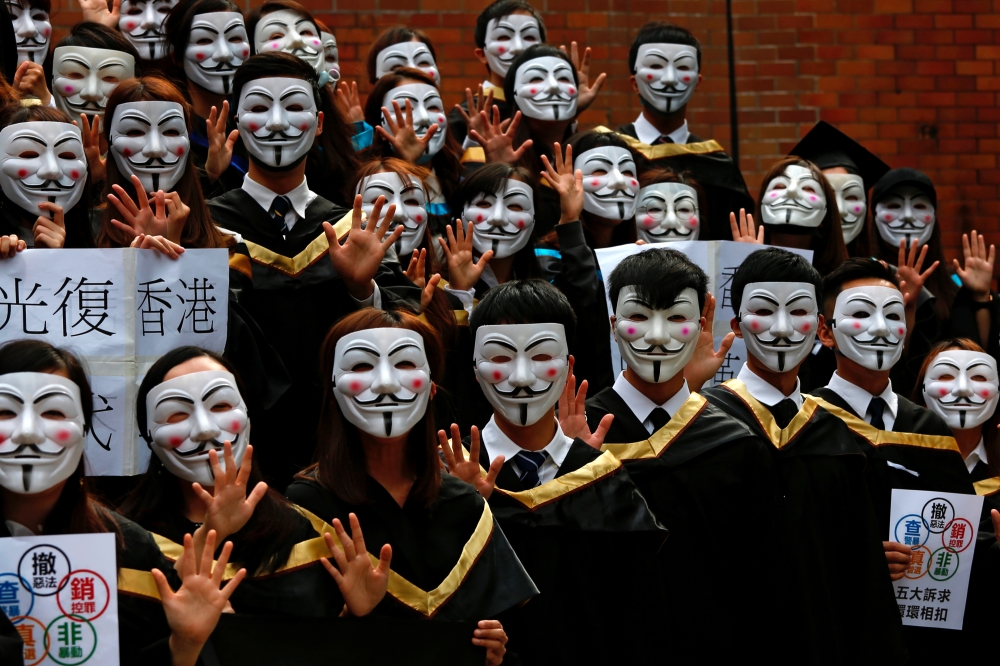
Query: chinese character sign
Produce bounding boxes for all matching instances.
[889,489,984,630]
[0,533,118,665]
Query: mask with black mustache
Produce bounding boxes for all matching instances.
[380,82,447,161]
[634,182,700,242]
[831,286,906,371]
[465,178,535,258]
[634,43,699,115]
[484,14,541,78]
[184,12,250,95]
[357,171,428,257]
[253,9,324,73]
[874,185,936,248]
[52,46,135,123]
[923,350,999,430]
[760,164,827,231]
[237,77,317,169]
[513,55,578,121]
[9,1,51,65]
[374,40,440,86]
[614,287,701,384]
[118,0,178,60]
[0,121,87,216]
[575,146,639,220]
[739,281,818,373]
[109,101,190,193]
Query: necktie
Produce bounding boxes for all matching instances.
[269,195,291,236]
[770,398,799,429]
[868,396,887,430]
[513,450,549,488]
[652,135,675,145]
[648,407,671,434]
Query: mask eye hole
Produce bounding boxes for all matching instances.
[395,361,417,370]
[249,104,268,113]
[937,373,955,381]
[165,411,189,424]
[102,76,120,84]
[267,32,285,40]
[850,311,869,318]
[210,403,233,412]
[489,355,511,363]
[589,169,607,177]
[41,410,67,420]
[65,72,85,80]
[163,129,181,137]
[886,202,902,210]
[668,314,688,322]
[971,374,989,382]
[350,363,374,372]
[802,186,816,194]
[475,200,492,209]
[622,169,635,177]
[627,313,648,321]
[886,313,902,321]
[844,194,861,202]
[771,183,787,190]
[750,308,773,316]
[126,129,144,137]
[507,204,523,212]
[790,308,809,316]
[0,410,15,420]
[18,150,40,159]
[196,38,213,45]
[531,354,553,362]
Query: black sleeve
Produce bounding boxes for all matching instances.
[285,480,337,523]
[947,286,999,351]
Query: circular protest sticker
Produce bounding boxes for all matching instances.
[0,572,35,624]
[43,614,97,666]
[921,497,955,534]
[940,517,974,554]
[10,614,49,666]
[902,544,932,580]
[894,513,930,548]
[927,546,960,582]
[18,544,71,597]
[56,570,110,622]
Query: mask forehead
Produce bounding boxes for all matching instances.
[0,120,83,149]
[0,372,83,406]
[335,328,427,367]
[574,146,635,172]
[833,285,903,315]
[487,13,539,35]
[783,164,817,182]
[192,10,244,33]
[516,55,573,83]
[254,8,314,42]
[930,350,998,377]
[636,42,698,65]
[616,285,699,316]
[147,369,242,406]
[382,82,441,108]
[502,177,533,200]
[641,182,697,202]
[825,173,864,194]
[741,281,817,311]
[54,45,136,73]
[111,100,185,127]
[240,76,312,105]
[475,323,568,355]
[359,171,421,196]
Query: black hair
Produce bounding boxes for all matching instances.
[245,0,319,55]
[474,0,546,48]
[608,248,709,313]
[566,129,634,158]
[365,27,438,84]
[628,21,701,73]
[820,257,900,317]
[730,247,823,317]
[0,340,93,432]
[503,43,577,116]
[50,22,143,77]
[470,279,577,344]
[166,0,242,74]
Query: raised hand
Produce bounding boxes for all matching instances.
[439,424,502,500]
[557,359,613,449]
[404,248,428,288]
[76,113,105,183]
[13,61,51,105]
[193,442,268,545]
[421,273,441,312]
[730,208,763,244]
[325,195,404,301]
[468,107,533,165]
[438,220,492,291]
[0,236,26,259]
[336,81,365,124]
[129,233,185,259]
[205,102,239,182]
[454,85,495,143]
[33,202,67,248]
[109,176,188,243]
[883,541,912,581]
[473,619,508,665]
[952,230,995,302]
[896,239,939,308]
[375,99,439,164]
[319,513,391,617]
[540,142,583,224]
[560,41,606,114]
[77,0,120,28]
[683,293,735,390]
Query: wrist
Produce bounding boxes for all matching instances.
[345,278,375,301]
[973,290,991,303]
[169,633,204,666]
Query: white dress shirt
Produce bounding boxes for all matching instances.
[242,174,318,233]
[965,437,988,474]
[633,113,690,146]
[612,372,691,434]
[482,416,574,486]
[825,372,898,431]
[737,364,802,409]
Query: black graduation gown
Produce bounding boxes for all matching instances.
[702,380,908,665]
[472,434,667,665]
[586,388,777,661]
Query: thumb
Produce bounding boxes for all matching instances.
[475,250,494,268]
[150,568,174,601]
[12,61,27,87]
[592,414,614,448]
[716,332,735,358]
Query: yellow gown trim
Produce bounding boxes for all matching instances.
[117,568,162,600]
[242,210,353,277]
[592,125,727,160]
[494,449,623,509]
[722,379,819,449]
[974,476,1000,496]
[600,393,707,459]
[807,395,961,453]
[227,252,253,280]
[461,147,486,163]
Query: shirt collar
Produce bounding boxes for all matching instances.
[965,437,988,474]
[633,113,690,145]
[241,174,315,219]
[612,372,691,423]
[482,415,573,470]
[737,363,802,409]
[826,372,898,421]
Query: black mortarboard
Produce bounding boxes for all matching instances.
[788,121,891,191]
[871,168,937,210]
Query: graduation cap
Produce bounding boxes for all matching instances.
[788,121,890,191]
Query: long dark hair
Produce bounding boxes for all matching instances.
[365,27,437,84]
[302,309,444,509]
[121,346,306,576]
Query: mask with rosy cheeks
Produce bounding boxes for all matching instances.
[9,1,50,64]
[474,324,569,427]
[738,281,818,373]
[575,147,639,220]
[634,43,699,114]
[237,77,317,169]
[513,55,578,121]
[374,41,440,86]
[761,164,827,230]
[634,183,699,242]
[109,102,190,194]
[825,173,867,244]
[0,122,87,216]
[52,46,135,121]
[184,12,250,95]
[874,185,936,248]
[831,286,906,371]
[381,83,447,161]
[0,373,86,495]
[320,32,340,81]
[118,0,177,60]
[145,370,250,487]
[484,14,541,78]
[253,9,324,72]
[464,178,535,258]
[614,287,701,384]
[333,329,432,438]
[922,351,999,430]
[357,172,427,257]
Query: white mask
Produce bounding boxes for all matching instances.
[253,9,324,72]
[474,323,569,427]
[52,46,135,121]
[760,164,827,229]
[634,43,699,114]
[8,0,50,64]
[184,12,250,95]
[374,40,440,86]
[358,172,427,257]
[146,370,250,487]
[484,14,541,78]
[826,173,867,244]
[832,286,906,371]
[512,55,578,121]
[0,122,87,215]
[739,281,819,373]
[333,328,432,438]
[614,287,701,383]
[0,373,86,495]
[465,178,535,258]
[118,0,177,60]
[576,146,639,220]
[922,350,999,430]
[237,77,317,168]
[381,83,447,161]
[109,101,190,194]
[635,183,700,242]
[320,31,340,81]
[874,185,936,248]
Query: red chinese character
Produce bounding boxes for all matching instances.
[950,523,966,540]
[71,577,94,601]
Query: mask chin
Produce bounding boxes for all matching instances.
[152,427,250,487]
[638,94,687,119]
[0,445,84,495]
[246,151,310,173]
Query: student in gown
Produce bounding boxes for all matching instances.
[701,247,907,665]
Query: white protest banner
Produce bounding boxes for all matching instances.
[594,241,812,386]
[0,249,229,475]
[889,488,984,630]
[0,533,119,665]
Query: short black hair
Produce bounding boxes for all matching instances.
[470,279,577,344]
[475,0,546,49]
[628,22,701,73]
[730,247,823,316]
[608,248,709,313]
[503,43,577,113]
[820,257,900,318]
[451,162,535,212]
[566,129,635,160]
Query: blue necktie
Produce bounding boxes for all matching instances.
[513,450,549,488]
[269,195,291,237]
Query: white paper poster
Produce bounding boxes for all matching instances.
[889,488,984,630]
[0,533,119,665]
